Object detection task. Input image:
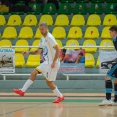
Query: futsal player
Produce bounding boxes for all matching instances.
[99,25,117,106]
[14,22,64,103]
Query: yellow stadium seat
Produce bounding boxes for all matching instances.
[82,40,97,53]
[87,14,101,26]
[18,27,33,39]
[0,40,12,47]
[54,15,69,26]
[101,27,111,39]
[2,27,17,39]
[103,14,117,26]
[34,28,43,39]
[30,40,40,51]
[23,15,37,26]
[84,27,99,39]
[0,15,6,26]
[7,15,22,26]
[67,27,82,39]
[26,55,40,67]
[85,53,95,68]
[100,39,114,50]
[15,53,25,67]
[70,15,85,26]
[66,40,80,50]
[96,56,100,68]
[15,40,29,52]
[39,15,53,26]
[52,27,66,39]
[56,40,63,49]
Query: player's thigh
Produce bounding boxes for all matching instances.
[106,63,117,80]
[48,63,60,81]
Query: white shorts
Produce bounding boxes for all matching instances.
[36,62,60,81]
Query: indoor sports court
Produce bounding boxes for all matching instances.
[0,0,117,117]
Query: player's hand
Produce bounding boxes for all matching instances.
[22,51,29,56]
[51,61,55,68]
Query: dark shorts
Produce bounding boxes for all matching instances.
[106,63,117,80]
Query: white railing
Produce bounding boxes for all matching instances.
[0,45,114,80]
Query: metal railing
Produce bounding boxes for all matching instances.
[0,45,114,80]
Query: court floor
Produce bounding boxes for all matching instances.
[0,97,117,117]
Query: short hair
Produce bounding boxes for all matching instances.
[39,22,48,28]
[109,25,117,32]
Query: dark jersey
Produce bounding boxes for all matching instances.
[113,36,117,51]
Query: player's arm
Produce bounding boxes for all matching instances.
[63,54,70,62]
[53,45,60,63]
[22,48,42,55]
[75,52,83,64]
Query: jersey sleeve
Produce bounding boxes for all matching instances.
[47,36,58,48]
[65,50,71,55]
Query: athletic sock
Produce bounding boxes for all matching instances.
[21,79,33,92]
[53,87,63,98]
[105,80,112,100]
[114,83,117,102]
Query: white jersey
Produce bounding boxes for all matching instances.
[39,32,59,64]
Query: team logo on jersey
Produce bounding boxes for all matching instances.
[43,46,48,57]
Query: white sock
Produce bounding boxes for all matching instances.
[21,79,33,92]
[53,87,63,98]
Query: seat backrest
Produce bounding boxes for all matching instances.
[56,40,63,49]
[84,27,99,38]
[92,0,104,2]
[71,15,85,26]
[100,39,114,50]
[39,15,53,26]
[52,27,66,38]
[34,28,43,39]
[68,27,83,38]
[87,14,101,26]
[83,40,96,46]
[76,0,89,2]
[23,15,37,25]
[19,27,33,37]
[107,0,117,3]
[55,15,69,26]
[74,3,87,14]
[3,27,17,37]
[30,40,40,51]
[7,15,22,26]
[66,39,79,49]
[0,40,12,47]
[58,3,72,14]
[85,53,94,61]
[42,3,56,14]
[27,55,40,62]
[101,27,111,39]
[15,53,25,63]
[90,3,102,14]
[15,40,29,46]
[103,14,117,26]
[105,3,117,13]
[0,15,6,26]
[29,3,41,12]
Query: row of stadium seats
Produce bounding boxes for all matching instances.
[0,2,117,15]
[0,14,117,26]
[60,0,117,3]
[0,26,112,39]
[14,53,99,68]
[0,39,114,53]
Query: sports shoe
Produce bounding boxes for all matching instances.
[112,101,117,106]
[53,96,64,103]
[98,99,114,106]
[14,89,25,96]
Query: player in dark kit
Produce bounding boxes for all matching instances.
[99,25,117,106]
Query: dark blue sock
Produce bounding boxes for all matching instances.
[114,83,117,102]
[105,80,112,100]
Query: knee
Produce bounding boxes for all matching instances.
[114,79,117,84]
[105,76,111,81]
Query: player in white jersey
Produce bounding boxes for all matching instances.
[14,22,64,103]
